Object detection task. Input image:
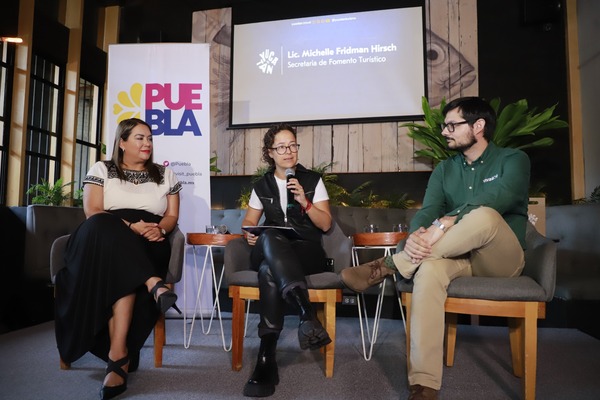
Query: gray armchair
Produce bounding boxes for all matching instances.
[396,223,557,400]
[224,219,352,377]
[50,226,185,369]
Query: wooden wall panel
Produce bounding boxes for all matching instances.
[244,128,263,175]
[228,129,245,175]
[192,8,232,174]
[382,122,399,172]
[347,124,364,172]
[397,123,415,171]
[331,124,349,173]
[192,1,478,176]
[297,126,314,169]
[313,125,332,169]
[459,0,479,97]
[363,123,383,172]
[191,10,208,42]
[413,139,435,172]
[213,40,232,175]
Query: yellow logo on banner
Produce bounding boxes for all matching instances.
[113,83,143,123]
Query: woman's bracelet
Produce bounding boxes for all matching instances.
[128,221,133,229]
[303,200,312,213]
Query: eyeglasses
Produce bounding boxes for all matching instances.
[270,143,300,155]
[440,120,472,133]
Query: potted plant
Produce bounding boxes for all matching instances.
[402,96,568,166]
[26,178,74,206]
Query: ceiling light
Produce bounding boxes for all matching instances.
[1,37,23,43]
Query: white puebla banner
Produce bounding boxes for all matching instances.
[106,43,212,317]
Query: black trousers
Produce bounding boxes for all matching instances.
[249,229,326,337]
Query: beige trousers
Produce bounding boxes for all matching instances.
[391,207,525,390]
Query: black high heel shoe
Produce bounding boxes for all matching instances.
[128,350,139,373]
[150,280,182,314]
[99,356,129,400]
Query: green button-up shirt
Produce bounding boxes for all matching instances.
[409,142,530,249]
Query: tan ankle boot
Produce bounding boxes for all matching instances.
[339,257,396,293]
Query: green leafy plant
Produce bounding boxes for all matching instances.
[210,151,221,173]
[401,97,451,165]
[307,162,348,206]
[73,188,84,207]
[402,96,569,166]
[236,162,414,209]
[574,185,600,204]
[26,178,74,206]
[237,166,271,209]
[491,98,567,149]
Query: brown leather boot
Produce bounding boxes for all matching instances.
[408,385,439,400]
[339,257,396,293]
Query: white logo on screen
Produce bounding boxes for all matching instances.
[257,49,279,74]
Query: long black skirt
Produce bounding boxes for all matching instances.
[54,210,170,364]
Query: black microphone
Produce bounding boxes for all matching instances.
[285,168,295,209]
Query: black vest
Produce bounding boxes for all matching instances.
[253,164,323,243]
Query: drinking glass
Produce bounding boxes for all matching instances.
[205,225,219,234]
[363,224,379,233]
[392,223,408,233]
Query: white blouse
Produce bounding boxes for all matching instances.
[83,161,182,216]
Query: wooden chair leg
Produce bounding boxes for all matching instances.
[508,317,524,378]
[402,292,412,371]
[507,302,540,400]
[153,282,174,367]
[322,292,337,378]
[230,286,245,371]
[154,312,165,367]
[445,312,458,367]
[523,302,538,400]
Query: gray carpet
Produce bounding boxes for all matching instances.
[1,314,599,399]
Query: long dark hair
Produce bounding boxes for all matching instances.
[111,118,161,183]
[261,123,297,169]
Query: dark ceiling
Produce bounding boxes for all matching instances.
[115,0,238,43]
[113,0,563,43]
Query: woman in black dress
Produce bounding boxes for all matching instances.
[54,118,182,399]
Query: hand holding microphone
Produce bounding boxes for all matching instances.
[285,168,296,209]
[285,168,312,214]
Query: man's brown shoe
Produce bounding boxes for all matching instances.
[408,385,438,400]
[339,257,396,293]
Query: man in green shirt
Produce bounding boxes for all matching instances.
[340,97,530,400]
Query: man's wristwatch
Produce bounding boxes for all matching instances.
[431,219,446,232]
[159,227,167,237]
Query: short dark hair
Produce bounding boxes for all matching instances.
[442,97,496,141]
[261,123,297,168]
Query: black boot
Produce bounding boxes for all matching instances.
[243,333,279,397]
[286,286,332,350]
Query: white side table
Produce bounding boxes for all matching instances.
[184,233,243,351]
[352,232,407,360]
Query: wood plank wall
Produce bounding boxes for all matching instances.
[191,0,478,177]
